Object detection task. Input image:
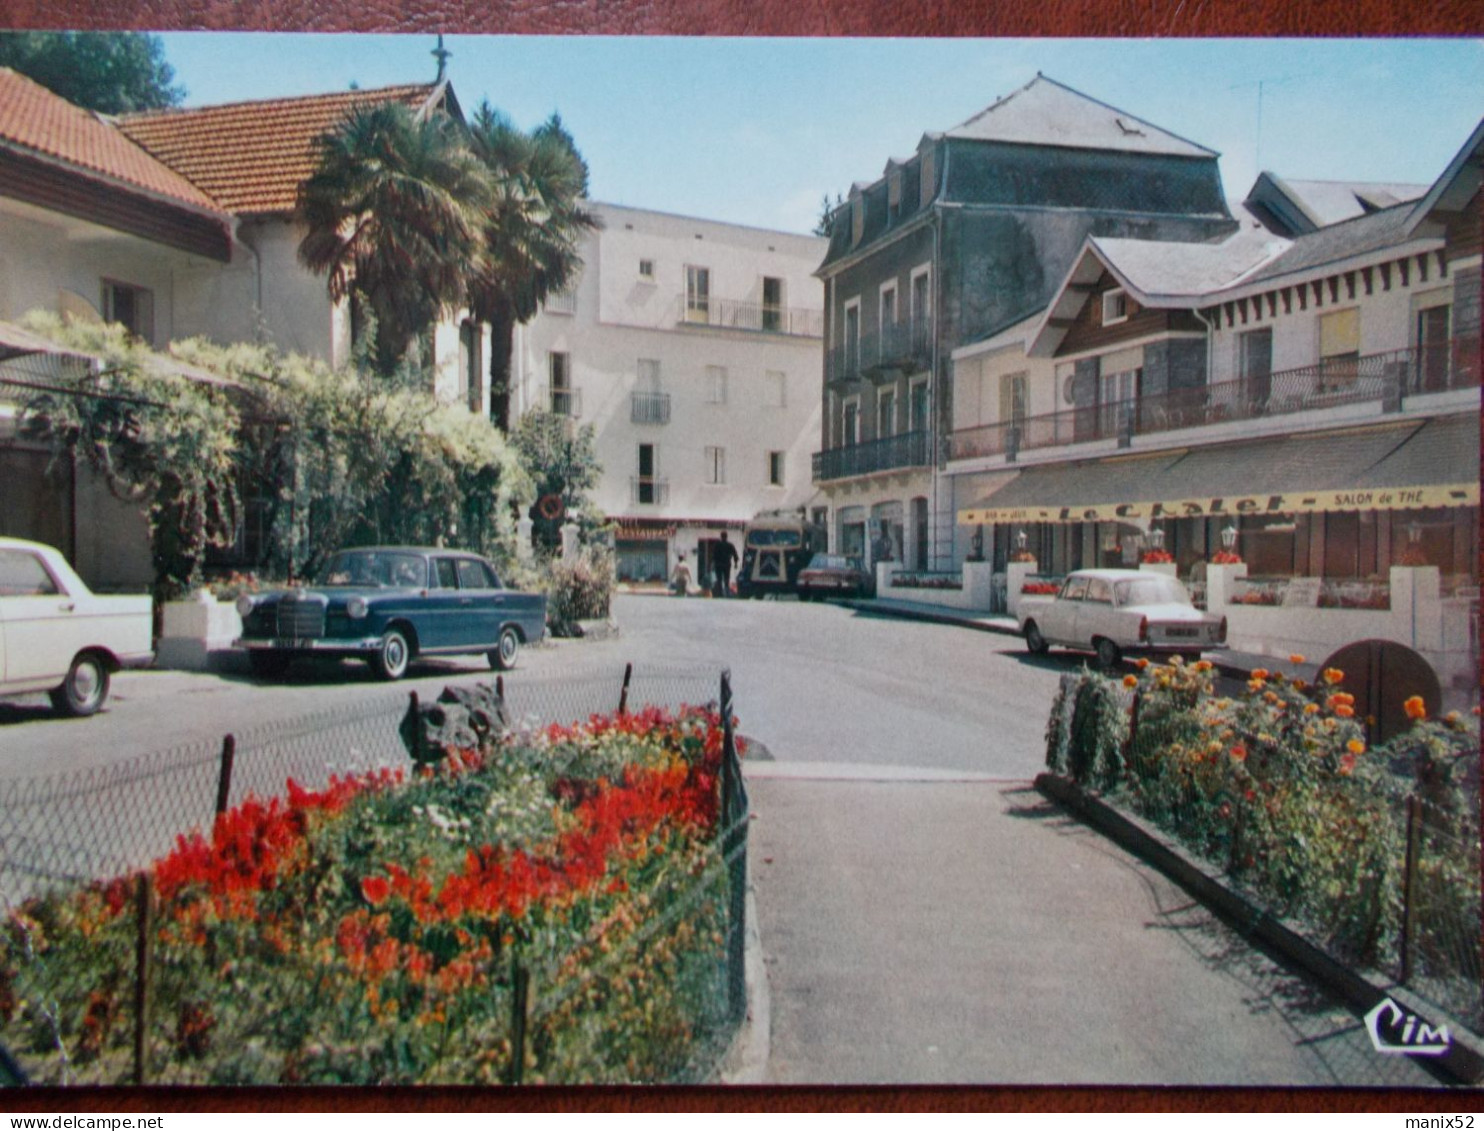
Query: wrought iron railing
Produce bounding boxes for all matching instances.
[549,387,582,419]
[676,296,823,338]
[630,391,671,425]
[812,430,932,481]
[630,477,670,505]
[948,339,1480,462]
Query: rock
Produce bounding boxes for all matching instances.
[399,682,512,765]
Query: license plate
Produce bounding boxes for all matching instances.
[274,638,309,649]
[1165,627,1198,638]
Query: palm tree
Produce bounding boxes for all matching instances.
[297,100,492,376]
[466,103,600,430]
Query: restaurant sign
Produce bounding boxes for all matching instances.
[959,483,1479,526]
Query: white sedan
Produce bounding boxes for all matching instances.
[0,537,153,715]
[1017,568,1226,669]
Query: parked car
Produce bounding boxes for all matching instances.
[0,537,153,716]
[1017,568,1226,669]
[796,553,874,600]
[234,547,547,680]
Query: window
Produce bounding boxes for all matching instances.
[999,372,1028,426]
[549,351,576,416]
[704,446,726,485]
[887,169,902,219]
[1098,347,1142,436]
[1239,328,1273,403]
[1415,302,1451,392]
[545,288,576,315]
[910,267,931,353]
[636,443,659,504]
[908,377,929,433]
[764,370,786,408]
[880,282,898,336]
[1101,288,1129,326]
[456,558,495,590]
[843,298,861,378]
[707,365,728,405]
[919,148,936,209]
[878,388,897,437]
[851,194,864,245]
[0,549,58,596]
[1319,308,1361,387]
[762,276,784,332]
[685,265,710,322]
[101,280,154,344]
[639,259,655,280]
[767,451,786,487]
[842,398,860,445]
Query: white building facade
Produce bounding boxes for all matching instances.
[510,203,826,583]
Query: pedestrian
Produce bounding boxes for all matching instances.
[670,552,693,596]
[712,531,738,598]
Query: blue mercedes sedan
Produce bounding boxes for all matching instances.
[234,547,547,680]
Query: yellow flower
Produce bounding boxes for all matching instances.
[1346,738,1365,755]
[1303,703,1320,715]
[1247,678,1266,693]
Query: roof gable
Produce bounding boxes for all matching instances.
[943,74,1217,160]
[117,82,445,216]
[0,68,223,215]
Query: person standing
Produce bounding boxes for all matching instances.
[712,531,739,598]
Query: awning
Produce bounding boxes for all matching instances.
[958,416,1479,525]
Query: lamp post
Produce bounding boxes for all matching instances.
[1221,524,1239,552]
[1148,526,1166,552]
[1016,528,1027,555]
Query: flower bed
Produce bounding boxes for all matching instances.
[1045,660,1481,1025]
[1,706,739,1085]
[889,571,962,591]
[1020,581,1059,596]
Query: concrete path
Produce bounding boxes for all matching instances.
[743,762,1437,1087]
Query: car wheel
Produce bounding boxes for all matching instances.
[489,625,520,671]
[249,650,292,679]
[1095,637,1122,671]
[49,652,110,717]
[1024,621,1049,655]
[370,627,412,681]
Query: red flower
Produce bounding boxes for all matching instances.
[360,875,391,906]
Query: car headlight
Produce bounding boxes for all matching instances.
[346,596,369,619]
[235,594,257,617]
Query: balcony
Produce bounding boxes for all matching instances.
[631,391,671,424]
[677,296,823,338]
[812,430,932,482]
[948,339,1481,463]
[828,321,932,386]
[630,477,670,506]
[549,387,582,418]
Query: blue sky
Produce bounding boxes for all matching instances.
[155,35,1484,234]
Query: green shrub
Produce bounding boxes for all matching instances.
[543,547,615,634]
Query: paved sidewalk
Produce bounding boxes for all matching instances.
[741,762,1437,1087]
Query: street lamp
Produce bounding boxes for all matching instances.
[1221,524,1239,552]
[1148,526,1166,551]
[1016,528,1028,554]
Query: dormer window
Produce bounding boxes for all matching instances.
[919,148,936,209]
[851,195,864,246]
[1102,288,1130,326]
[887,170,902,220]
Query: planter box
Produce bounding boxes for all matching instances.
[155,592,243,672]
[884,562,996,612]
[1138,561,1178,578]
[1006,559,1038,618]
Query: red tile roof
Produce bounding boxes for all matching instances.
[0,68,224,215]
[117,83,441,216]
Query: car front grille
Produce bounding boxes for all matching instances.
[275,596,327,639]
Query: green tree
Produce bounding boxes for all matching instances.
[466,103,600,431]
[511,410,603,550]
[0,31,183,113]
[296,101,492,376]
[813,192,844,238]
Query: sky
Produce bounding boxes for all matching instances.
[153,35,1484,235]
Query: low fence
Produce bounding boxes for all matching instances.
[1044,669,1482,1032]
[0,664,750,1086]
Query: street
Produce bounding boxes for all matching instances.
[0,594,1438,1087]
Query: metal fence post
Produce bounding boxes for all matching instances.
[618,662,633,715]
[133,871,154,1086]
[1121,689,1141,766]
[508,958,529,1086]
[1400,794,1422,985]
[719,669,746,1023]
[214,735,236,820]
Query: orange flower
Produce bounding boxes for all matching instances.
[1346,738,1365,755]
[1339,753,1357,776]
[1321,667,1345,685]
[1334,705,1355,718]
[1122,675,1139,689]
[1194,660,1213,673]
[1134,658,1150,670]
[360,875,391,906]
[1404,695,1427,721]
[1251,668,1269,680]
[1289,653,1306,665]
[1230,743,1248,763]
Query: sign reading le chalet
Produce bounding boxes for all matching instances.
[959,483,1480,527]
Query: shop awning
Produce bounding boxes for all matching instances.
[958,416,1479,525]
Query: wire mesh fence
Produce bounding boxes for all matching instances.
[0,663,749,1086]
[1044,668,1482,1032]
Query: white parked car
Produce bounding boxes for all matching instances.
[0,537,153,716]
[1017,568,1226,669]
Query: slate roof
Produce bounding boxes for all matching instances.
[0,68,224,215]
[1090,221,1289,302]
[1277,177,1429,227]
[116,82,442,216]
[943,74,1216,159]
[1242,203,1422,286]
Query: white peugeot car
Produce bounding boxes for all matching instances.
[1017,568,1226,669]
[0,537,153,715]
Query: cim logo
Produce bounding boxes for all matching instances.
[1365,997,1452,1057]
